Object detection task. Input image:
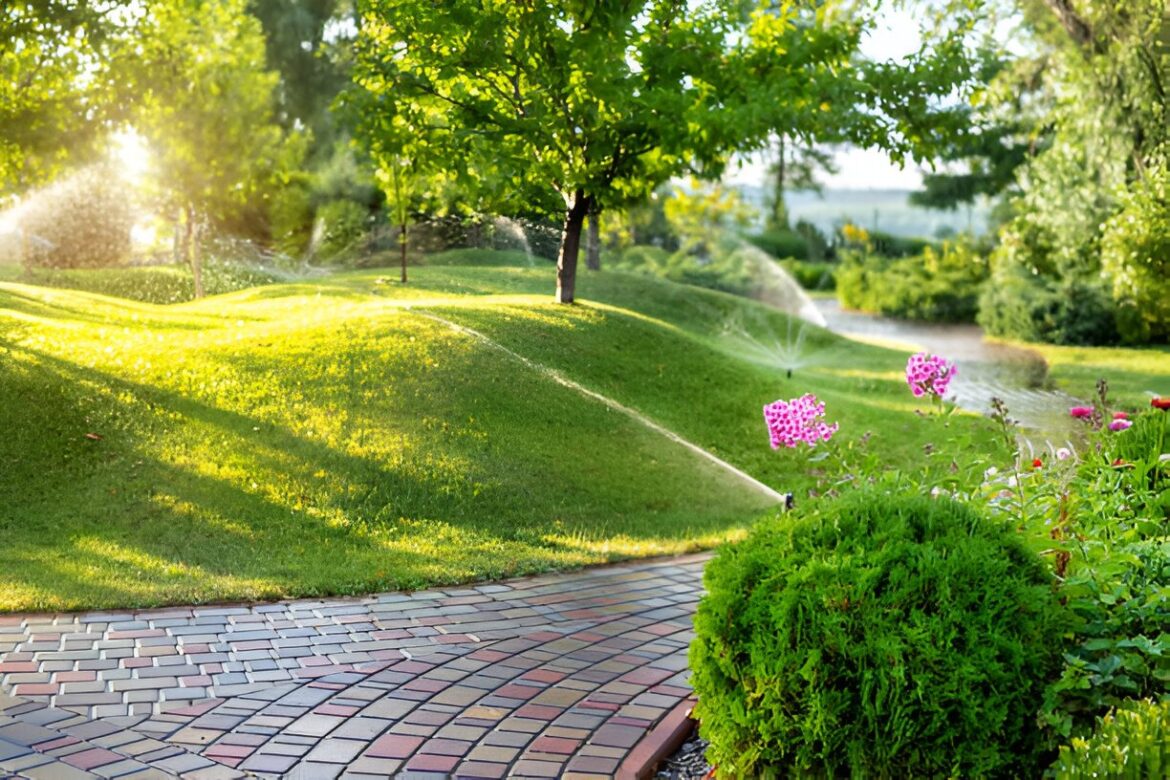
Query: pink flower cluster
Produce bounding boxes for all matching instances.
[905,352,957,398]
[764,393,839,449]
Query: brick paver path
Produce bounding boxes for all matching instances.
[0,554,706,779]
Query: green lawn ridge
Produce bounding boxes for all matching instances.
[2,254,1026,611]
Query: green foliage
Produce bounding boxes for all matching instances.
[1051,699,1170,780]
[780,259,836,291]
[978,272,1118,345]
[352,0,982,298]
[690,490,1063,779]
[1021,409,1170,735]
[984,0,1168,345]
[314,199,370,262]
[0,1,125,190]
[19,164,135,269]
[837,240,987,323]
[1101,159,1170,345]
[420,248,535,268]
[746,229,809,261]
[126,0,288,234]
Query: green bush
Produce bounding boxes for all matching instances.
[836,240,987,323]
[781,259,836,291]
[690,490,1063,779]
[747,229,809,260]
[978,272,1118,345]
[1051,699,1170,780]
[315,199,371,262]
[1101,159,1170,345]
[867,229,935,258]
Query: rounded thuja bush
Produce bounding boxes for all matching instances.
[690,490,1064,778]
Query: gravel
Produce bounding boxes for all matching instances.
[654,730,713,780]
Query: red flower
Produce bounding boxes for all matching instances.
[1112,458,1130,468]
[1113,411,1129,420]
[1152,397,1170,411]
[1032,458,1043,469]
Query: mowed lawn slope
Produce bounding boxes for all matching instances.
[2,261,995,611]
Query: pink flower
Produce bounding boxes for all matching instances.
[1069,406,1094,419]
[905,352,957,398]
[1055,447,1072,460]
[764,393,839,449]
[1108,419,1132,431]
[1113,411,1129,420]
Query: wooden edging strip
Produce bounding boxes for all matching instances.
[618,697,699,780]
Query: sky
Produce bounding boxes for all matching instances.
[725,7,928,191]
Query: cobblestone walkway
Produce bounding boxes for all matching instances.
[0,555,706,779]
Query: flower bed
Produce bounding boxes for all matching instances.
[690,357,1170,776]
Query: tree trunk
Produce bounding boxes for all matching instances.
[187,205,204,299]
[770,135,789,230]
[556,190,592,303]
[586,207,601,271]
[400,220,408,283]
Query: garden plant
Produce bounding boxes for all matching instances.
[691,350,1170,777]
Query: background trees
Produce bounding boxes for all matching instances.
[980,0,1169,344]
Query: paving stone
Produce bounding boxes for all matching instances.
[0,557,710,779]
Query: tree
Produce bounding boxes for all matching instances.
[0,1,127,192]
[765,135,838,231]
[354,0,979,303]
[127,0,286,297]
[980,0,1169,344]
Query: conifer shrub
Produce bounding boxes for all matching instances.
[690,490,1064,778]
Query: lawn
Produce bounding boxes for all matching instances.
[2,256,1020,611]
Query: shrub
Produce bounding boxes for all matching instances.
[977,272,1118,345]
[1050,699,1170,780]
[1101,159,1170,345]
[868,229,935,258]
[314,199,371,262]
[690,490,1063,779]
[747,228,809,260]
[836,240,986,323]
[20,164,135,269]
[793,219,830,262]
[781,259,836,291]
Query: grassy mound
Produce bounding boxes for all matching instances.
[2,259,1002,611]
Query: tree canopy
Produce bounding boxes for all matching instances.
[353,0,979,302]
[0,1,127,192]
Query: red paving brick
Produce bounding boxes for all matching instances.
[0,554,712,779]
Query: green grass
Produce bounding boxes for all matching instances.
[1028,342,1170,409]
[2,260,1008,611]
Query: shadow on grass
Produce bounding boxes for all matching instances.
[1,334,760,611]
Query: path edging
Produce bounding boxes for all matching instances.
[618,697,698,780]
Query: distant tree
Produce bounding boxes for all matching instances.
[354,0,978,303]
[766,136,838,231]
[248,0,356,155]
[910,54,1045,215]
[126,0,287,297]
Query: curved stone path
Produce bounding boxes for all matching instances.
[0,555,706,779]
